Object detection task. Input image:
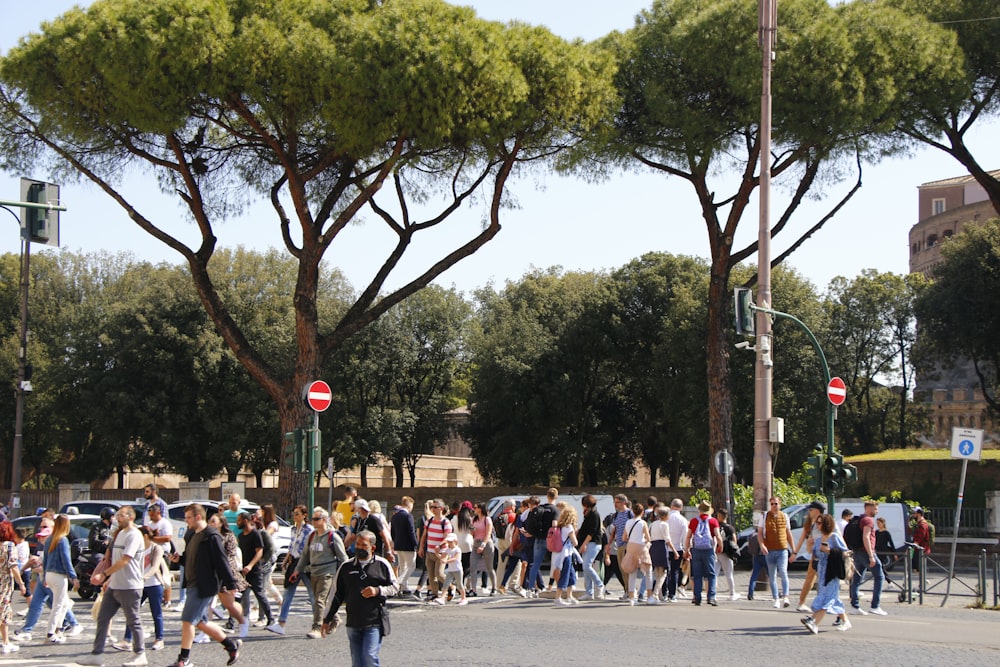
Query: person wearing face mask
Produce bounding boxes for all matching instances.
[321,530,398,667]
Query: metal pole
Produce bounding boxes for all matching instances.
[941,457,968,606]
[11,237,30,507]
[327,456,334,513]
[753,0,777,522]
[308,412,318,514]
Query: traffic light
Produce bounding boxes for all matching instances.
[805,444,824,492]
[734,287,755,336]
[21,178,60,246]
[283,428,305,472]
[842,461,858,486]
[823,453,844,494]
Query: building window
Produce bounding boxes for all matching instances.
[927,234,938,246]
[932,198,946,215]
[912,243,919,255]
[942,229,953,239]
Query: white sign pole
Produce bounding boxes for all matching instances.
[942,427,983,606]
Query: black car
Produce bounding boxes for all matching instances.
[12,514,102,559]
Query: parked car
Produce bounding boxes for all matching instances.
[164,499,291,566]
[59,499,146,519]
[735,499,912,565]
[12,514,102,560]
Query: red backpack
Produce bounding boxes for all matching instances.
[546,525,566,553]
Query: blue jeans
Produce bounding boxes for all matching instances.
[689,548,717,603]
[124,583,164,642]
[346,625,382,667]
[850,551,884,609]
[765,548,790,599]
[21,582,79,634]
[278,572,313,623]
[747,554,767,598]
[581,542,602,595]
[527,538,548,592]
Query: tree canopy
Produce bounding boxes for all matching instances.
[0,0,615,503]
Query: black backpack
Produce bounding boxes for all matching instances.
[843,516,863,551]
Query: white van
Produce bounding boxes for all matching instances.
[736,499,911,564]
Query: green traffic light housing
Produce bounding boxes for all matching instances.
[734,287,755,336]
[283,428,306,472]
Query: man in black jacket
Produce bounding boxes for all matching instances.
[321,530,399,667]
[167,503,242,667]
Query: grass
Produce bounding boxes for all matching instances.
[845,448,1000,463]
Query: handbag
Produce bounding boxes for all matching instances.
[620,548,639,574]
[90,591,103,622]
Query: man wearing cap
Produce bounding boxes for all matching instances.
[793,501,826,612]
[911,507,932,567]
[757,495,796,609]
[345,500,394,562]
[683,500,721,606]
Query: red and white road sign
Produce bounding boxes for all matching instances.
[827,376,847,406]
[305,380,332,412]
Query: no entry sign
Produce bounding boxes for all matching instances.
[305,380,332,412]
[827,376,847,406]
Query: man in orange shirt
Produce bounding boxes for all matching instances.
[757,496,795,609]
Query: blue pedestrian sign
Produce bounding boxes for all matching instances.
[950,428,983,461]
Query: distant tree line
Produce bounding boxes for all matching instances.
[2,247,941,489]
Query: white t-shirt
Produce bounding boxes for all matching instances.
[109,526,145,590]
[145,516,174,552]
[624,517,647,545]
[650,519,671,543]
[443,545,463,573]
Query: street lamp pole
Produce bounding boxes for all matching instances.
[12,235,31,501]
[754,0,778,518]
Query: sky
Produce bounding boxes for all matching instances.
[1,0,997,299]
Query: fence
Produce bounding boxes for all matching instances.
[927,506,993,537]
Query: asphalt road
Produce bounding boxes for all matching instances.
[9,568,1000,666]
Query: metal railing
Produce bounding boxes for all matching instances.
[926,506,992,537]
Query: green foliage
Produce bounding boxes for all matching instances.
[915,219,1000,415]
[821,270,928,453]
[731,465,819,530]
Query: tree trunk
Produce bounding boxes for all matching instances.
[360,463,368,487]
[706,254,735,512]
[117,464,125,489]
[393,458,404,488]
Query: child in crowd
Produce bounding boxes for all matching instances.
[1,522,27,654]
[440,534,467,606]
[554,507,580,606]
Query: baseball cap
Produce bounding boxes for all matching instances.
[354,499,370,512]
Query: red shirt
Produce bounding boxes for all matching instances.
[912,519,931,554]
[688,515,720,548]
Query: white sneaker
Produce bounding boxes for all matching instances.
[569,596,580,605]
[123,653,149,667]
[595,586,605,600]
[194,632,211,643]
[46,632,66,644]
[781,597,790,608]
[266,623,285,635]
[729,593,742,601]
[151,640,165,651]
[112,640,132,651]
[0,644,18,654]
[578,592,594,601]
[554,598,570,607]
[306,629,323,639]
[16,609,27,617]
[800,616,818,635]
[849,606,869,615]
[238,618,250,638]
[629,598,637,606]
[11,632,31,643]
[676,589,689,599]
[619,593,630,601]
[772,598,781,609]
[796,603,811,612]
[161,601,173,611]
[869,606,888,616]
[65,624,85,637]
[78,655,106,667]
[837,617,853,632]
[647,596,660,605]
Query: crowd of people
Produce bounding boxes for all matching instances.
[0,485,925,665]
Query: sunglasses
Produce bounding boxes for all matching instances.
[311,517,324,521]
